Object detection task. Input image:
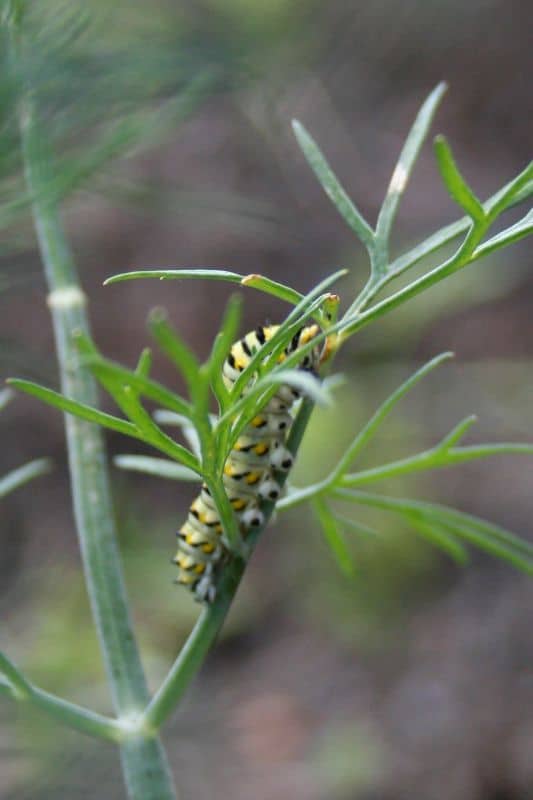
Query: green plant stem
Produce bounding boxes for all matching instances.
[339,224,485,337]
[341,166,532,323]
[277,441,533,509]
[144,596,234,730]
[10,26,177,800]
[141,398,316,730]
[340,443,533,486]
[27,686,124,742]
[0,650,122,739]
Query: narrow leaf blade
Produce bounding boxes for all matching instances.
[153,410,203,458]
[438,415,477,449]
[405,513,469,565]
[0,652,30,697]
[117,387,200,472]
[206,294,242,382]
[148,308,199,389]
[331,512,378,539]
[240,274,303,306]
[334,352,453,474]
[434,135,485,222]
[292,120,375,249]
[375,83,448,264]
[106,267,307,308]
[0,389,13,412]
[313,498,355,577]
[439,519,532,574]
[333,489,533,574]
[85,358,192,418]
[7,379,138,437]
[114,455,198,481]
[135,348,152,378]
[0,458,52,498]
[104,268,243,286]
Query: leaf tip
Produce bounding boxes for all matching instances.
[441,350,455,361]
[36,457,54,476]
[148,306,168,325]
[0,387,13,407]
[434,81,449,98]
[291,119,309,145]
[103,273,126,286]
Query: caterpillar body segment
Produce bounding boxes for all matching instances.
[174,323,322,603]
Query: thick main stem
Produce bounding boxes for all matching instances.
[11,36,177,800]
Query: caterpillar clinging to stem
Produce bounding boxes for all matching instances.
[174,323,323,603]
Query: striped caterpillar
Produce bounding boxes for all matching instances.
[174,323,322,603]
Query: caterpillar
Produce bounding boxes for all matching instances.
[174,323,323,603]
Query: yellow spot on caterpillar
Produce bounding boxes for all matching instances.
[252,415,265,428]
[194,563,206,575]
[245,471,261,485]
[300,324,319,344]
[254,442,269,456]
[231,497,246,511]
[321,333,338,363]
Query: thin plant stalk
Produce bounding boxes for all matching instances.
[7,14,177,800]
[141,397,316,730]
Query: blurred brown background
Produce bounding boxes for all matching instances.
[1,0,532,798]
